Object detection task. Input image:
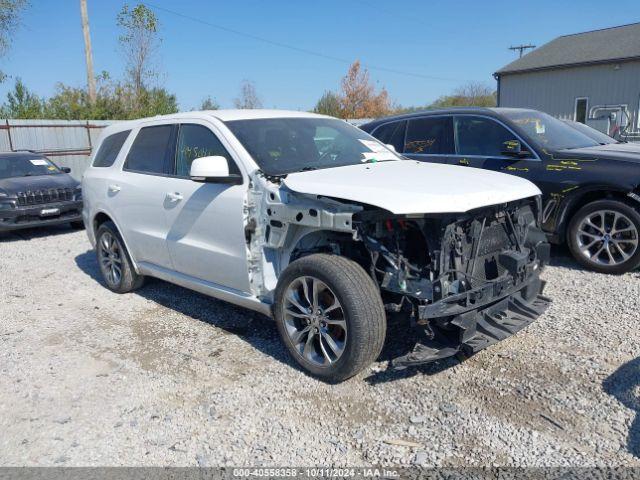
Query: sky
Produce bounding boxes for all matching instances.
[1,0,638,111]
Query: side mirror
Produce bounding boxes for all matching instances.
[189,156,242,184]
[61,166,71,173]
[501,140,528,158]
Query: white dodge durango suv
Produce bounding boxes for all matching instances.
[83,110,551,381]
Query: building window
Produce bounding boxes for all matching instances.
[575,97,588,124]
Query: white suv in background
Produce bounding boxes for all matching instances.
[83,110,550,381]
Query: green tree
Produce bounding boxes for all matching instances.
[199,96,220,110]
[313,90,342,117]
[0,0,28,82]
[0,78,44,118]
[134,87,178,118]
[117,3,160,100]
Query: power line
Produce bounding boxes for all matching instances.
[509,44,536,58]
[142,2,468,83]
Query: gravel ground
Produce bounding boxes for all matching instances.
[0,224,639,467]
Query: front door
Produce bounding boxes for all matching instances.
[163,122,251,293]
[451,115,542,183]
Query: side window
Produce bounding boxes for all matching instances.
[124,125,176,175]
[454,116,514,157]
[93,130,130,167]
[371,121,406,153]
[175,124,240,177]
[404,117,454,154]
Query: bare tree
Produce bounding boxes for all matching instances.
[233,80,262,109]
[430,82,496,108]
[116,3,160,96]
[0,0,28,82]
[80,0,96,103]
[452,82,496,106]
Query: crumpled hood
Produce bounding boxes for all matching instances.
[282,160,541,214]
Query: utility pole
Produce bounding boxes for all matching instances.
[509,44,536,58]
[80,0,96,104]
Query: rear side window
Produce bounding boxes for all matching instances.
[454,116,513,157]
[93,130,130,167]
[124,125,176,175]
[405,117,454,154]
[175,124,240,177]
[371,121,406,153]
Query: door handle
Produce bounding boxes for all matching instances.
[108,184,121,193]
[166,192,183,202]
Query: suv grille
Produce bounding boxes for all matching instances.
[16,188,74,206]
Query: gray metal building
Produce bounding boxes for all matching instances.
[0,119,112,179]
[495,22,640,141]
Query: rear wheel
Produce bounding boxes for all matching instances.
[95,221,144,292]
[274,254,386,382]
[567,199,640,274]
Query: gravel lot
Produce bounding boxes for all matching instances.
[1,224,639,467]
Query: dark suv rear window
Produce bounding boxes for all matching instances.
[93,130,130,168]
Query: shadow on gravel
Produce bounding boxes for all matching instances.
[363,315,459,384]
[603,357,640,458]
[0,224,79,243]
[547,244,587,272]
[74,249,297,371]
[75,249,453,383]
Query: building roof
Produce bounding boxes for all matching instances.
[496,22,640,75]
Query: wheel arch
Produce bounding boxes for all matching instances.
[92,210,141,274]
[555,186,638,244]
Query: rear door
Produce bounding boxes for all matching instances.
[109,123,177,269]
[402,116,456,164]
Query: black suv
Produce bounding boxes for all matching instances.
[0,152,83,232]
[362,108,640,274]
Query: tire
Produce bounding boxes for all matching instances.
[567,199,640,274]
[95,221,145,293]
[273,254,386,382]
[70,220,85,230]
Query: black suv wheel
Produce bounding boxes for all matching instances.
[567,199,640,274]
[274,254,386,382]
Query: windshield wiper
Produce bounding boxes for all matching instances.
[298,166,318,172]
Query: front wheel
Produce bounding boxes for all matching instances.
[567,199,640,274]
[274,254,386,382]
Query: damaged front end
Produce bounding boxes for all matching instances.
[355,199,551,369]
[245,171,550,369]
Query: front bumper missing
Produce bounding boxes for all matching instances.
[393,278,551,369]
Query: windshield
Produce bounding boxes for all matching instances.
[225,117,401,175]
[0,154,62,179]
[501,110,600,150]
[562,120,618,145]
